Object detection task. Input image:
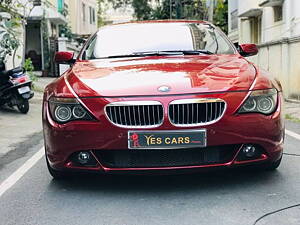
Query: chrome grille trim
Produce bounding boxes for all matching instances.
[168,98,227,127]
[105,101,164,128]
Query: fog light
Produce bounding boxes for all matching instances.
[242,145,256,158]
[78,152,90,164]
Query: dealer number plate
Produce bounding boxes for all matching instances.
[128,130,207,149]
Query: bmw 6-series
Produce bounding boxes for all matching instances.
[43,21,284,178]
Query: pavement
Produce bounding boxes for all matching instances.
[0,77,56,160]
[0,77,300,225]
[284,101,300,122]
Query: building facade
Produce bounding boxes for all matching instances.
[69,0,98,36]
[228,0,300,100]
[0,0,70,71]
[26,0,68,72]
[1,0,98,73]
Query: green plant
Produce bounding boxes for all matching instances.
[1,0,36,69]
[24,58,34,72]
[59,24,73,39]
[0,17,21,64]
[285,114,300,123]
[24,58,37,82]
[213,0,228,34]
[132,0,152,20]
[97,0,106,27]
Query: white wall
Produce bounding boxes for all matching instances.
[228,0,300,100]
[262,7,284,42]
[238,0,259,16]
[290,0,300,37]
[235,0,300,44]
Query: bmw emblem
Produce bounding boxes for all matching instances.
[158,86,171,93]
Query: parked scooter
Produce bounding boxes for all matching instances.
[0,61,34,114]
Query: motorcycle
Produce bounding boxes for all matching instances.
[0,61,34,114]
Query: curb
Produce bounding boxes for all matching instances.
[285,99,300,104]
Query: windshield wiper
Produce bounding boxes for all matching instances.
[101,50,214,59]
[102,51,181,59]
[163,50,214,55]
[133,50,214,56]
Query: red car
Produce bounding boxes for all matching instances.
[43,21,284,179]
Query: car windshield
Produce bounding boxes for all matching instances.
[83,22,236,59]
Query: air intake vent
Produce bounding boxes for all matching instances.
[169,99,226,126]
[93,145,239,168]
[105,101,164,128]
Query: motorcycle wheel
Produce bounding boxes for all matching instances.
[17,100,29,114]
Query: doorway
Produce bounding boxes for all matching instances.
[25,21,42,71]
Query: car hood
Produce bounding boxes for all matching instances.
[67,55,256,97]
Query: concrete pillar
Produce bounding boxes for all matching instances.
[281,40,290,98]
[208,0,214,22]
[239,19,251,43]
[283,0,292,38]
[282,0,292,98]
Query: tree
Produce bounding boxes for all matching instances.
[97,0,227,33]
[97,0,108,27]
[132,0,152,20]
[107,0,152,20]
[108,0,131,9]
[213,0,228,33]
[59,24,73,39]
[0,17,21,64]
[151,0,176,19]
[0,0,35,66]
[151,0,208,20]
[107,0,208,21]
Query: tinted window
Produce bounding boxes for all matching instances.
[84,23,235,59]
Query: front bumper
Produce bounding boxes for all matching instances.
[43,92,284,174]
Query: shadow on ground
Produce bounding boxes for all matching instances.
[48,167,282,194]
[46,169,298,225]
[0,132,43,170]
[0,105,20,114]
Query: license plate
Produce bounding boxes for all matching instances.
[128,130,207,149]
[18,86,30,94]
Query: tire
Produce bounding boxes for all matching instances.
[17,100,29,114]
[46,156,69,179]
[261,156,282,171]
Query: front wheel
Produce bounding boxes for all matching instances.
[17,100,29,114]
[261,156,282,171]
[46,156,69,179]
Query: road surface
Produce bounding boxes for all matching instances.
[0,121,299,225]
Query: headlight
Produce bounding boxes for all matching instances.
[239,89,277,115]
[49,97,94,123]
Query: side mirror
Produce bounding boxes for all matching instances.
[239,44,259,57]
[54,52,75,64]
